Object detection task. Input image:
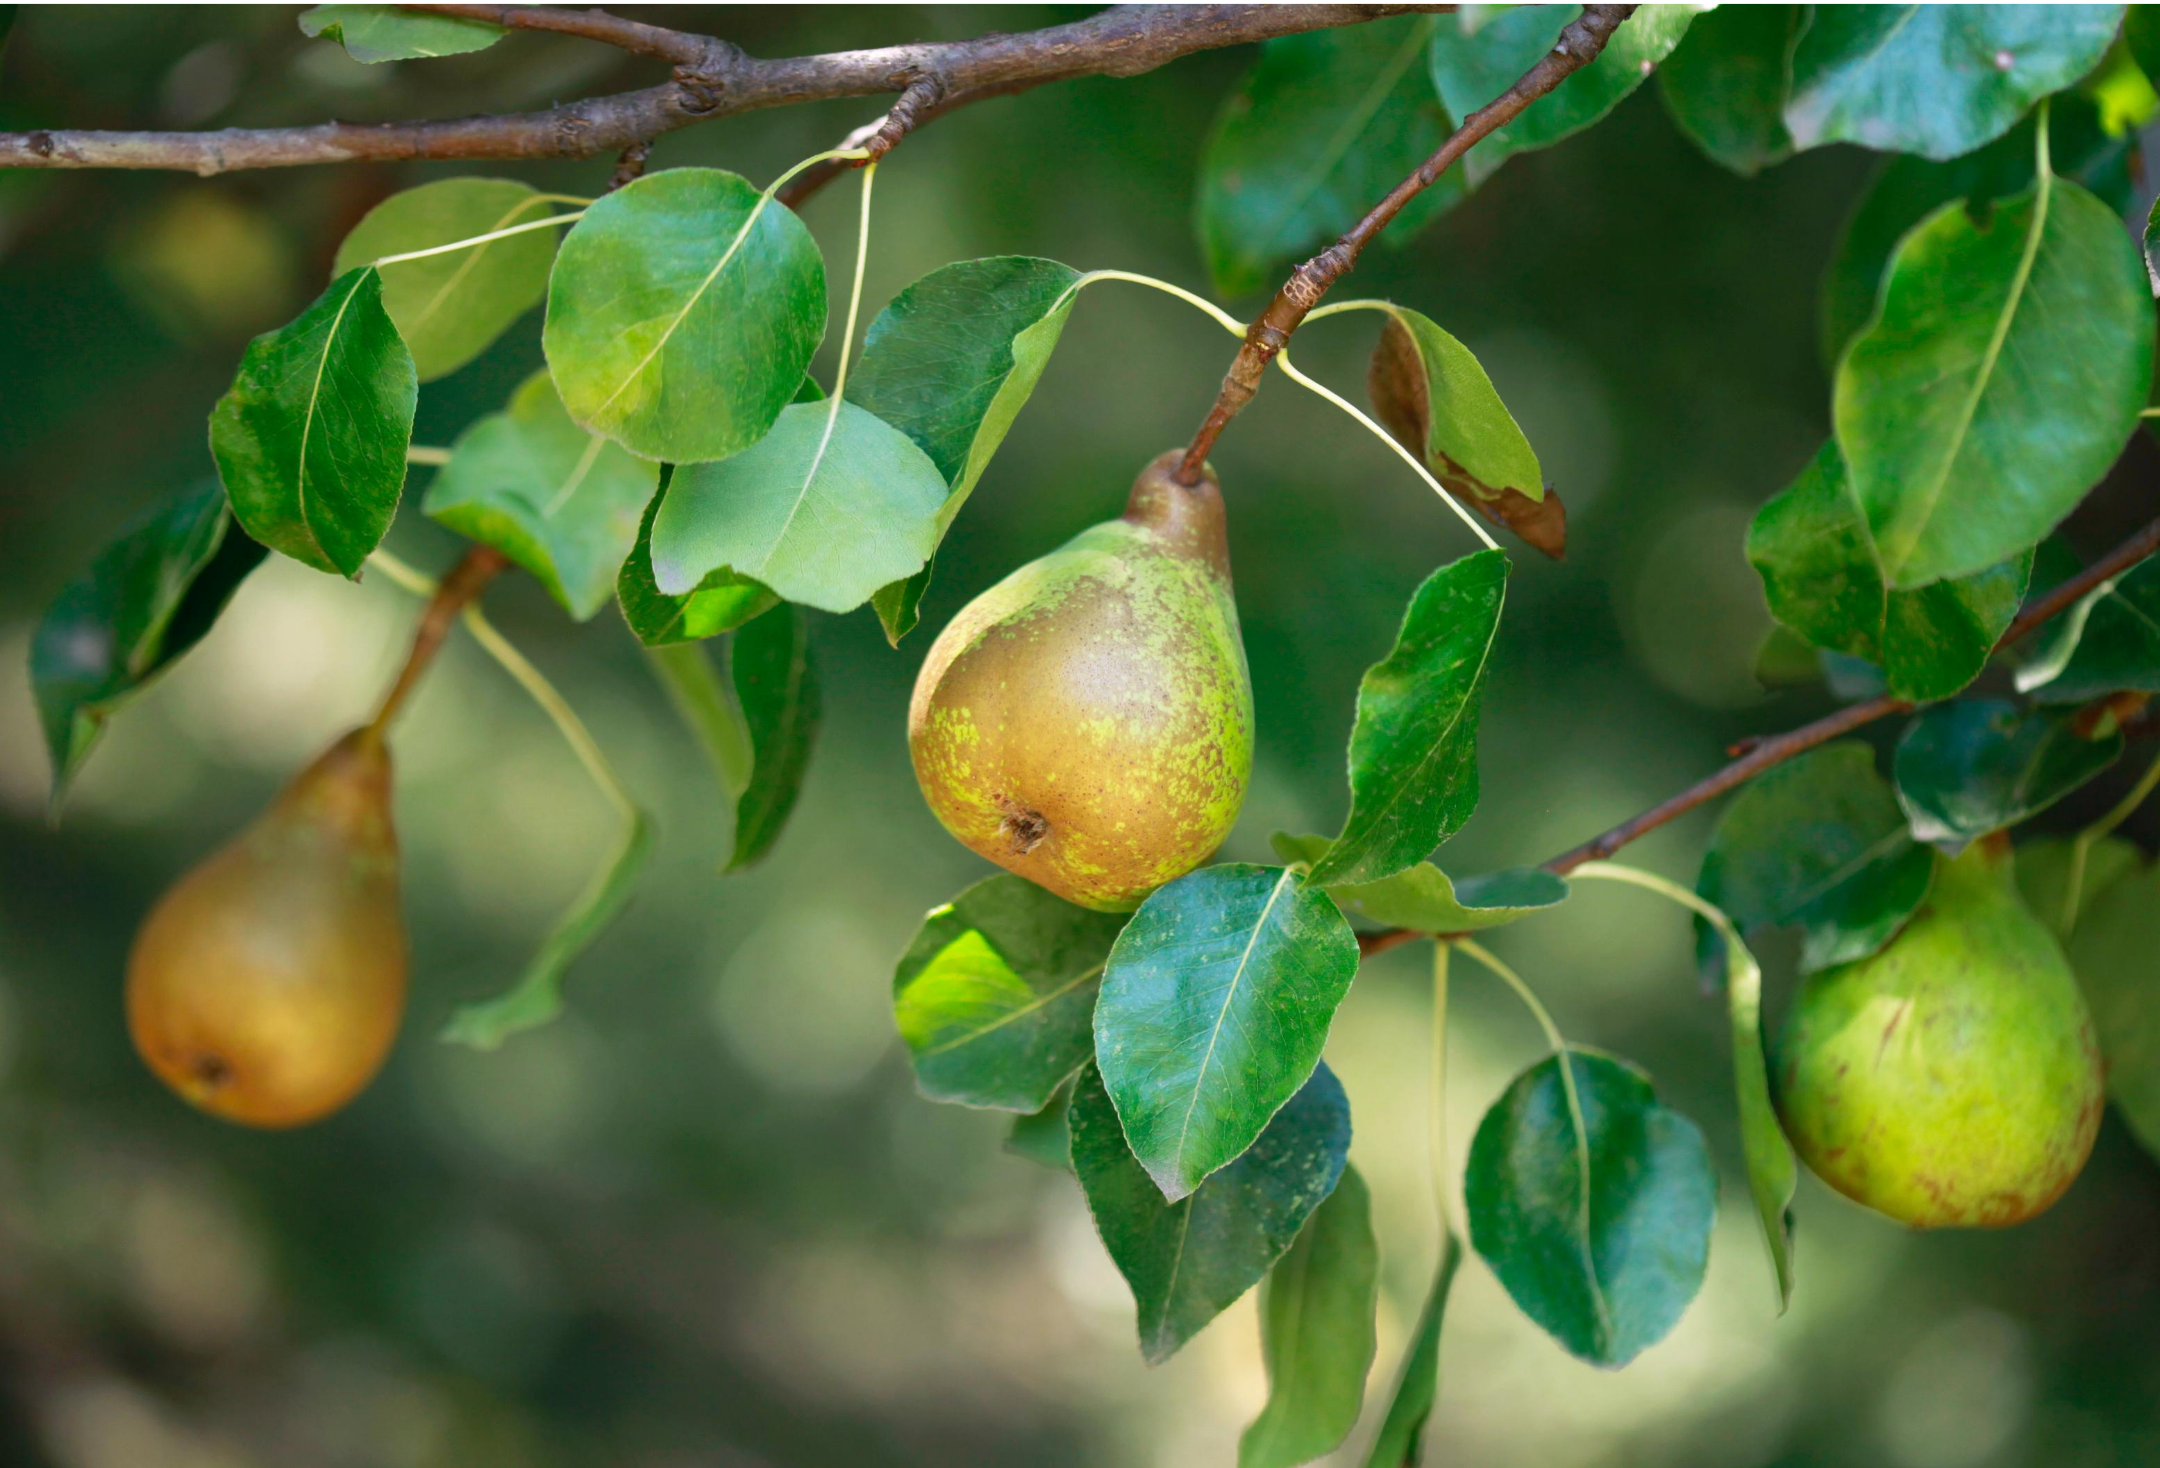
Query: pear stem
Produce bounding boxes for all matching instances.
[365,545,509,740]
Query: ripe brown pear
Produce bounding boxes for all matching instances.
[1774,837,2103,1228]
[909,450,1254,911]
[128,727,408,1128]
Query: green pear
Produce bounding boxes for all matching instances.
[1775,837,2102,1228]
[128,727,408,1128]
[908,450,1253,912]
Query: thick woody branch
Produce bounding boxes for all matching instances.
[1354,515,2160,958]
[0,5,1447,175]
[1175,4,1637,482]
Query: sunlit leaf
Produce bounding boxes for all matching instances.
[332,178,563,380]
[210,266,416,576]
[1198,16,1456,299]
[1071,1062,1350,1365]
[299,4,503,63]
[423,371,657,619]
[1747,440,2030,703]
[1240,1165,1379,1468]
[1308,549,1507,887]
[1273,832,1566,933]
[1465,1048,1715,1368]
[1836,171,2149,589]
[1094,865,1359,1201]
[1786,5,2123,161]
[545,168,825,463]
[617,473,777,647]
[1894,699,2124,843]
[892,874,1125,1111]
[649,401,948,615]
[31,482,265,806]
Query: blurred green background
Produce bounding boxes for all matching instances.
[6,7,2160,1467]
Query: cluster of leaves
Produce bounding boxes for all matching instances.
[25,5,2160,1463]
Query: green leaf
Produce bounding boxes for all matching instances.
[298,4,503,62]
[649,401,949,615]
[1753,622,1826,689]
[423,371,658,619]
[1359,1231,1460,1468]
[1240,1164,1380,1468]
[1836,169,2151,590]
[1071,1061,1351,1365]
[2013,833,2144,939]
[1656,5,1802,176]
[1094,865,1360,1201]
[1272,832,1566,933]
[1307,549,1508,888]
[2015,554,2160,705]
[2043,846,2160,1161]
[1697,742,1934,977]
[1464,1048,1716,1368]
[1746,440,2031,703]
[726,603,818,871]
[617,472,777,646]
[846,256,1083,642]
[1894,699,2125,843]
[1197,16,1457,299]
[210,266,417,576]
[1006,1080,1075,1170]
[643,639,752,801]
[544,168,825,464]
[1427,6,1701,183]
[892,874,1126,1111]
[1696,900,1796,1312]
[1786,6,2123,161]
[1820,99,2134,367]
[1366,309,1542,504]
[332,178,563,381]
[441,807,654,1049]
[32,483,266,805]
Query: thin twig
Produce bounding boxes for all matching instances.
[777,77,945,210]
[1,6,1448,174]
[1173,5,1637,483]
[1353,514,2160,955]
[366,545,508,737]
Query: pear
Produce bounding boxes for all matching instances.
[1774,837,2102,1228]
[127,728,408,1128]
[909,450,1254,911]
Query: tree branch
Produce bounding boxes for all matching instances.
[0,5,1448,175]
[1174,4,1638,483]
[1354,514,2160,958]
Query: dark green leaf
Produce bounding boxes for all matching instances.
[1657,5,1801,176]
[2016,554,2160,704]
[210,266,416,576]
[2013,833,2143,939]
[1094,865,1359,1200]
[423,371,657,619]
[1427,6,1699,182]
[1747,440,2030,703]
[440,808,654,1049]
[1753,623,1826,689]
[618,472,776,647]
[1006,1080,1075,1170]
[1894,699,2124,842]
[846,256,1083,641]
[544,168,825,464]
[1240,1165,1379,1468]
[1071,1062,1350,1365]
[892,874,1126,1111]
[727,603,818,871]
[332,178,562,381]
[298,4,503,62]
[1308,550,1508,887]
[1697,901,1796,1311]
[1697,742,1934,976]
[1273,832,1566,933]
[2045,844,2160,1161]
[642,639,752,804]
[32,483,265,805]
[1837,171,2150,589]
[1360,1231,1460,1468]
[1820,99,2133,366]
[1786,6,2122,161]
[649,401,949,615]
[1465,1048,1716,1368]
[1198,16,1456,298]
